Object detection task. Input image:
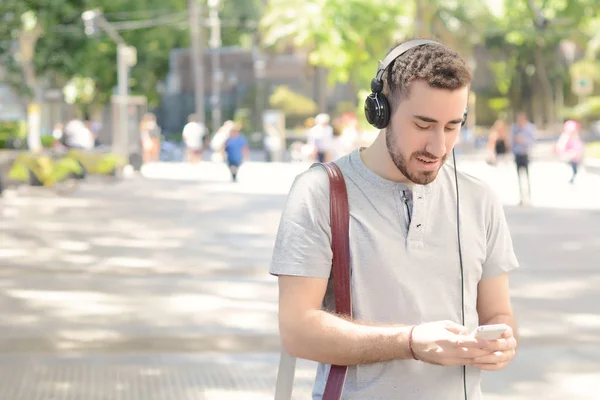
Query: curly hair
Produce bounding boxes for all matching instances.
[383,41,472,113]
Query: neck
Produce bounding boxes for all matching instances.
[360,130,412,186]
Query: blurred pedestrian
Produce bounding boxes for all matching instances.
[224,123,249,182]
[556,119,585,184]
[307,113,333,162]
[182,114,205,164]
[511,112,535,205]
[140,113,161,163]
[486,119,510,166]
[210,120,234,162]
[63,119,94,150]
[328,119,358,161]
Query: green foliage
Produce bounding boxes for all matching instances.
[8,162,29,181]
[50,157,82,184]
[563,96,600,120]
[41,135,55,148]
[0,121,28,148]
[8,153,82,186]
[269,86,318,116]
[93,153,126,174]
[66,149,125,175]
[488,97,511,112]
[261,0,409,87]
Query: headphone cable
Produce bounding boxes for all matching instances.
[452,148,468,400]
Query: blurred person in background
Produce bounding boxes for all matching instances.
[224,123,249,182]
[307,113,333,162]
[511,112,535,205]
[52,122,64,141]
[63,119,94,150]
[556,119,585,184]
[486,119,510,166]
[140,113,162,163]
[182,114,205,164]
[210,120,234,162]
[328,118,358,161]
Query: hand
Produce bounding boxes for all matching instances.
[411,321,493,367]
[470,326,517,371]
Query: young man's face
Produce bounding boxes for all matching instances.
[385,80,469,185]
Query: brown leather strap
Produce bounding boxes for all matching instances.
[311,162,351,400]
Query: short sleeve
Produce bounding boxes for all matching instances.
[269,167,333,278]
[482,190,519,280]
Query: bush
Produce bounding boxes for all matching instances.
[41,135,56,148]
[585,142,600,159]
[8,153,83,186]
[0,121,27,149]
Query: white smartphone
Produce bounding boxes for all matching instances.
[473,323,509,340]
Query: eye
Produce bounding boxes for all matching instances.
[415,124,431,131]
[445,126,458,132]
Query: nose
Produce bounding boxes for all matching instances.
[424,128,446,159]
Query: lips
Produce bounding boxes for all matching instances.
[416,157,438,164]
[415,156,441,171]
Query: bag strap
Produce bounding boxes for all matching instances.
[274,162,351,400]
[318,162,351,400]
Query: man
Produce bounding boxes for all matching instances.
[224,123,249,182]
[308,113,334,162]
[511,112,535,204]
[182,114,205,164]
[270,41,519,399]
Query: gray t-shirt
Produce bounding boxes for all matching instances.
[270,149,519,400]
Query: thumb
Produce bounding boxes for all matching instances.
[442,320,470,335]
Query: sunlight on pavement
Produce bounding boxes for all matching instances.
[203,390,271,400]
[457,160,600,210]
[141,160,600,209]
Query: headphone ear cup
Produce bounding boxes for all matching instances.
[364,93,390,129]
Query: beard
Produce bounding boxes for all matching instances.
[385,123,447,185]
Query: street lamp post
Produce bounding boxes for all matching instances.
[253,56,266,134]
[208,0,222,133]
[82,10,136,160]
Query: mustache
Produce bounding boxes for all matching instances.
[412,151,445,160]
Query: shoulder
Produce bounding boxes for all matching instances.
[289,165,330,199]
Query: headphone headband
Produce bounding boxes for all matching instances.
[364,39,467,130]
[375,39,441,81]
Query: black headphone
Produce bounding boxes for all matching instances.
[364,39,468,130]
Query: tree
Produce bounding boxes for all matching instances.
[261,0,410,90]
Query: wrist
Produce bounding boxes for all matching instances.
[408,325,419,361]
[392,325,419,360]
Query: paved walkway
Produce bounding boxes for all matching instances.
[0,154,599,399]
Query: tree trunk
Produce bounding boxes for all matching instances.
[533,44,555,130]
[18,22,43,152]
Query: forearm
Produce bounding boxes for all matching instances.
[481,314,518,341]
[282,309,413,366]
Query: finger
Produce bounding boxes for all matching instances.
[455,336,490,349]
[443,321,469,335]
[485,337,518,352]
[454,347,494,359]
[473,350,514,365]
[501,326,514,339]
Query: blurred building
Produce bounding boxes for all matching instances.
[156,46,355,134]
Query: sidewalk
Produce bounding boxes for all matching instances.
[0,159,599,399]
